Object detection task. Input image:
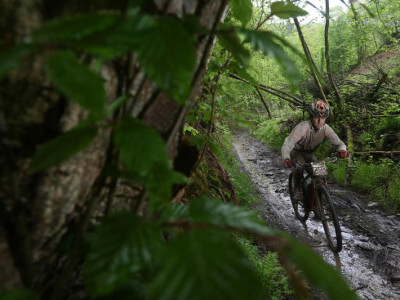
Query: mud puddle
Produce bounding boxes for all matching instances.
[232,130,400,299]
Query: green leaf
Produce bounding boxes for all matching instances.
[107,95,130,116]
[189,135,206,150]
[113,117,186,205]
[188,197,274,235]
[240,29,300,93]
[46,51,105,117]
[80,14,154,58]
[148,229,264,300]
[230,0,253,27]
[277,233,358,299]
[113,116,169,176]
[0,45,35,81]
[85,212,161,297]
[270,1,308,19]
[29,123,97,173]
[217,29,250,67]
[134,16,197,104]
[33,13,119,42]
[0,289,38,300]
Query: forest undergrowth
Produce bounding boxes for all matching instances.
[183,127,293,299]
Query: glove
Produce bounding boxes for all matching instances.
[339,150,349,159]
[283,159,293,168]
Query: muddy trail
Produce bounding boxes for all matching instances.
[232,131,400,299]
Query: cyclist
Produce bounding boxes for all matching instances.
[281,100,349,199]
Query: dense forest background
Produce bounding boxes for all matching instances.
[0,0,399,299]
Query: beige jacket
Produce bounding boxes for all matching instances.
[281,120,347,160]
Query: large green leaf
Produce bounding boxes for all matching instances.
[134,16,197,104]
[84,212,161,297]
[0,45,35,80]
[230,0,253,27]
[79,14,155,58]
[277,233,358,299]
[217,29,250,67]
[270,1,308,19]
[33,13,119,42]
[113,116,169,176]
[189,197,274,235]
[45,51,105,117]
[240,29,300,92]
[148,229,265,300]
[113,116,186,204]
[29,124,97,173]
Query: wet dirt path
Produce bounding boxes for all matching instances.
[232,131,400,299]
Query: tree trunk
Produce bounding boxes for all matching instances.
[293,17,327,102]
[0,0,228,294]
[324,0,342,111]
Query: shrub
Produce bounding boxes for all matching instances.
[351,161,390,191]
[388,177,400,211]
[239,238,293,299]
[252,117,289,152]
[327,159,347,185]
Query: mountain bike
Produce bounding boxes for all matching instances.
[288,160,342,253]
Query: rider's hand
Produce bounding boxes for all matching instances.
[339,150,349,159]
[283,159,293,168]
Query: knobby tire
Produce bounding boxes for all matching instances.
[289,172,309,222]
[316,186,342,253]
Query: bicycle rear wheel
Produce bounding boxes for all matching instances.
[289,172,309,222]
[315,186,342,252]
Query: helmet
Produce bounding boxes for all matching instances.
[310,100,329,119]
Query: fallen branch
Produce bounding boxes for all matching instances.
[353,151,400,156]
[228,73,304,107]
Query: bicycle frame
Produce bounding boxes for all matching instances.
[289,160,343,252]
[295,161,328,211]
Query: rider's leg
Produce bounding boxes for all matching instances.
[290,150,306,200]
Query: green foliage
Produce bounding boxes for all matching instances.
[351,160,390,192]
[252,117,288,152]
[29,123,97,173]
[217,29,250,67]
[33,13,119,42]
[45,51,106,118]
[240,29,301,92]
[239,238,293,299]
[187,197,274,235]
[270,1,308,19]
[327,159,347,185]
[351,160,400,212]
[229,0,253,27]
[113,116,186,204]
[148,229,264,300]
[0,290,38,300]
[85,212,160,297]
[132,16,197,104]
[388,177,400,211]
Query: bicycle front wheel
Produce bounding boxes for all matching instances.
[289,172,309,222]
[315,186,342,252]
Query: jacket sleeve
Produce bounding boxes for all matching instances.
[324,125,347,151]
[281,123,305,160]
